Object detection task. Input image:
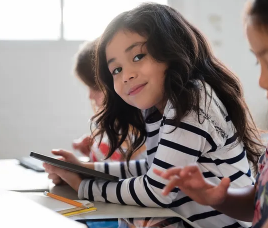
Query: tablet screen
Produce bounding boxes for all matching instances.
[77,217,194,228]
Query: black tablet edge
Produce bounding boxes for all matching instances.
[30,152,119,181]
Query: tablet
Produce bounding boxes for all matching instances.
[30,152,119,181]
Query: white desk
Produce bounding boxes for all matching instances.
[0,190,86,228]
[23,185,200,228]
[0,159,199,228]
[0,159,50,192]
[24,185,178,220]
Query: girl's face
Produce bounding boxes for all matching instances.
[88,88,104,108]
[105,30,168,112]
[246,18,268,98]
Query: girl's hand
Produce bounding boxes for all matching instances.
[72,135,93,156]
[44,162,82,192]
[153,164,230,206]
[43,149,82,188]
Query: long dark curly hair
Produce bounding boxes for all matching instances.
[92,3,263,171]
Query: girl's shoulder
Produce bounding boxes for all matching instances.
[200,82,235,138]
[198,81,229,122]
[180,81,236,148]
[164,81,230,124]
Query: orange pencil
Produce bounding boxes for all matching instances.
[44,191,89,209]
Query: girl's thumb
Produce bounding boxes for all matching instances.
[218,177,230,193]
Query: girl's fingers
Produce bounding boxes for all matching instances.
[44,163,64,176]
[81,136,92,146]
[72,142,80,149]
[48,173,58,180]
[43,157,66,169]
[153,168,182,180]
[53,179,62,185]
[161,167,182,179]
[43,163,53,172]
[51,149,72,158]
[153,168,163,177]
[162,175,181,195]
[73,135,92,149]
[155,165,200,180]
[57,157,66,162]
[43,162,53,171]
[48,173,62,184]
[79,147,90,156]
[180,164,200,178]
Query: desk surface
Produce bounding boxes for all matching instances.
[24,185,178,220]
[0,159,198,228]
[24,185,200,228]
[0,190,86,228]
[0,159,50,192]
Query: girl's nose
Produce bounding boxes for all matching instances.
[123,68,138,83]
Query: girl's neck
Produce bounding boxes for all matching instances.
[155,99,167,115]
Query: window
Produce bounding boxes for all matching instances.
[63,0,167,40]
[0,0,61,40]
[0,0,167,40]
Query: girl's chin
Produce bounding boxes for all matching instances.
[129,102,154,110]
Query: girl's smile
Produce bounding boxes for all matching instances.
[128,83,147,96]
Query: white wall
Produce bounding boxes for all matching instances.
[0,41,94,159]
[170,0,268,128]
[0,0,267,159]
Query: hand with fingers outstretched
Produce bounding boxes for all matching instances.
[153,164,230,207]
[43,149,83,190]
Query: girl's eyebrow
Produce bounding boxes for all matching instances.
[107,41,145,66]
[107,58,115,67]
[125,41,144,53]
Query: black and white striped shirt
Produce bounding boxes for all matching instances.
[79,83,253,228]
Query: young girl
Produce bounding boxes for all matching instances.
[72,39,146,162]
[44,3,263,228]
[154,1,268,227]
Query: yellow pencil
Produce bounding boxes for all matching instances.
[44,191,89,209]
[63,207,97,217]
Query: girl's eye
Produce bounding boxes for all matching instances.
[112,67,122,75]
[133,54,145,62]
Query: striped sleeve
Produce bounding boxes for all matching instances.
[78,113,218,207]
[94,159,148,179]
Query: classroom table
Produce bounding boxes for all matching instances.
[0,159,200,228]
[0,190,86,228]
[23,185,200,228]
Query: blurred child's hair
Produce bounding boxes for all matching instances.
[74,38,100,91]
[245,0,268,30]
[93,3,263,170]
